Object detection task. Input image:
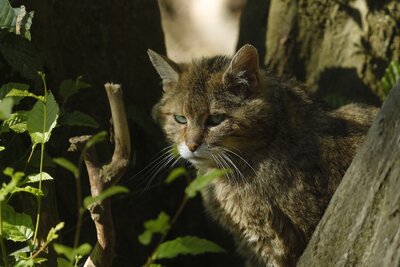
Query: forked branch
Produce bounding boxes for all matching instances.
[69,83,131,267]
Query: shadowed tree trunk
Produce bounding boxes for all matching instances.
[236,0,270,64]
[298,80,400,266]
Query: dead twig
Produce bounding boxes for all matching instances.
[69,83,131,267]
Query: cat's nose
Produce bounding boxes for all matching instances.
[186,142,199,152]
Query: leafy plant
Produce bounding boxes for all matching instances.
[0,0,34,40]
[381,60,400,99]
[140,167,228,267]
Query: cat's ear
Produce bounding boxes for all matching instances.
[223,44,259,90]
[147,49,180,90]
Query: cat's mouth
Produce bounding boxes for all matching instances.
[177,143,212,164]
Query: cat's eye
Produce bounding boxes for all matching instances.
[174,114,187,124]
[207,114,226,127]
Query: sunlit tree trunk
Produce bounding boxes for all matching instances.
[239,0,400,105]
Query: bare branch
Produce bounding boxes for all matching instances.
[69,83,131,267]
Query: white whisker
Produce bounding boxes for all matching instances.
[125,145,174,183]
[221,152,245,183]
[222,147,258,177]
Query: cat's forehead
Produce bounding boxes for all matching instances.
[161,56,234,114]
[179,56,230,92]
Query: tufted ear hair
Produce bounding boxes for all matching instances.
[148,49,180,90]
[223,44,259,90]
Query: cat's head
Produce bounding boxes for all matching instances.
[148,44,270,168]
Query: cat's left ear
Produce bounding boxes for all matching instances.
[148,49,180,90]
[223,44,259,90]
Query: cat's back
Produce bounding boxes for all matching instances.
[330,103,378,125]
[318,103,378,192]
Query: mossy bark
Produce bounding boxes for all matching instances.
[239,0,400,106]
[263,0,400,105]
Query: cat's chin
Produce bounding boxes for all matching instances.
[187,156,211,164]
[187,157,214,169]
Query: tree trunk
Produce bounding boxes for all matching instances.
[236,0,270,63]
[264,0,400,105]
[297,80,400,266]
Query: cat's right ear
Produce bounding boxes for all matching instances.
[147,49,180,90]
[223,44,259,92]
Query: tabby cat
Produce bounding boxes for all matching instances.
[148,44,377,266]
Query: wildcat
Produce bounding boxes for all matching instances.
[147,44,377,266]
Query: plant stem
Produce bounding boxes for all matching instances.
[31,239,49,259]
[32,73,48,250]
[160,196,189,245]
[23,144,36,173]
[72,154,84,250]
[73,209,83,250]
[143,196,190,267]
[0,203,10,267]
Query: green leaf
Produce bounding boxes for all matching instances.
[74,243,92,258]
[0,146,4,151]
[0,97,13,120]
[381,61,400,99]
[138,230,152,246]
[0,34,43,80]
[53,243,92,263]
[84,131,107,152]
[59,111,99,128]
[138,211,170,246]
[12,185,43,197]
[0,83,29,100]
[54,243,74,262]
[6,88,43,101]
[46,222,64,244]
[1,111,29,133]
[0,1,34,40]
[59,77,90,105]
[185,169,227,198]
[27,92,59,144]
[10,245,30,260]
[25,172,54,183]
[53,157,79,178]
[165,167,188,184]
[14,257,47,267]
[1,202,34,242]
[154,236,226,259]
[0,84,29,122]
[56,257,72,267]
[0,168,24,201]
[83,185,129,209]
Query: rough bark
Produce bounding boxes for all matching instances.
[298,81,400,266]
[69,83,130,267]
[264,0,400,104]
